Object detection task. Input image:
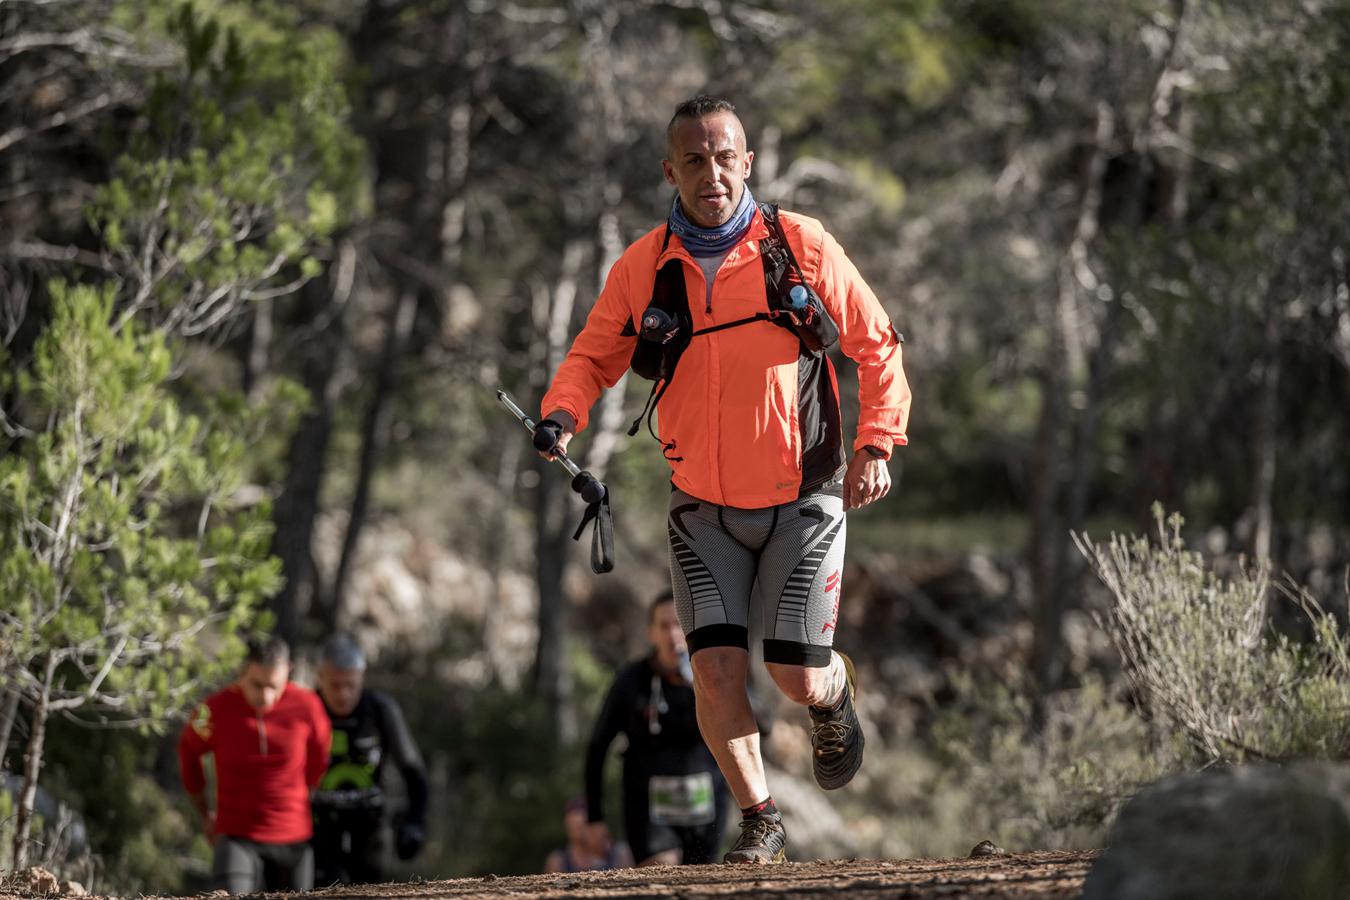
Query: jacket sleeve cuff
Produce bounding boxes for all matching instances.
[542,408,578,433]
[541,400,586,434]
[853,434,895,460]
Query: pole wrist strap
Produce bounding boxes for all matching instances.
[571,484,614,574]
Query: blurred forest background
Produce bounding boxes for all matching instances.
[2,0,1349,892]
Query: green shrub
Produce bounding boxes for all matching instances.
[924,671,1181,853]
[1079,507,1350,763]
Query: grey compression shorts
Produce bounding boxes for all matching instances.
[667,483,846,667]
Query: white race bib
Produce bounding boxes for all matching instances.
[648,772,715,826]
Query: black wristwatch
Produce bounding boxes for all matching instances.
[862,445,888,460]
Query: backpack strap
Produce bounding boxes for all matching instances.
[758,202,807,302]
[625,205,835,452]
[757,202,839,353]
[691,312,774,336]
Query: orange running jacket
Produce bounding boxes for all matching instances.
[542,207,911,510]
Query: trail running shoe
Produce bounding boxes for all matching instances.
[808,652,864,790]
[723,809,787,865]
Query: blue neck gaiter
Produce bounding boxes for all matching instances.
[668,186,756,257]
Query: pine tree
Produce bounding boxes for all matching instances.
[0,282,288,868]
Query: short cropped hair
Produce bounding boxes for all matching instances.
[649,591,676,623]
[321,632,367,672]
[244,634,290,668]
[666,95,741,154]
[671,94,737,123]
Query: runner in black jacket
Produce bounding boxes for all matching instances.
[312,635,430,886]
[585,593,730,865]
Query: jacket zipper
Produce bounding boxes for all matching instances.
[257,712,268,755]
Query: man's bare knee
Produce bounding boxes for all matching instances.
[691,647,748,696]
[765,661,831,706]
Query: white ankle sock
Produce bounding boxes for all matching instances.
[814,652,847,710]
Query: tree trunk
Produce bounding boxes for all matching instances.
[0,683,18,772]
[483,433,523,684]
[529,240,589,745]
[327,288,418,628]
[11,659,52,870]
[243,298,273,401]
[1028,362,1066,693]
[1029,101,1113,695]
[1250,308,1280,560]
[1050,296,1124,642]
[532,455,574,743]
[269,242,355,645]
[1033,1,1192,694]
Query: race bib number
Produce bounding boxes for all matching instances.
[649,772,715,826]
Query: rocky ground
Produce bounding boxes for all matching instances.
[2,853,1096,899]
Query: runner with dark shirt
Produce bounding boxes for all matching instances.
[178,636,331,894]
[585,593,731,865]
[312,634,430,886]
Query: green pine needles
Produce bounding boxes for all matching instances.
[0,0,362,866]
[0,282,291,866]
[90,1,364,336]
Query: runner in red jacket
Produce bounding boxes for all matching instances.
[178,636,331,894]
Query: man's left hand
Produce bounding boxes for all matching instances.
[843,449,891,511]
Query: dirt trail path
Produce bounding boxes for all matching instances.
[3,851,1096,900]
[304,852,1095,899]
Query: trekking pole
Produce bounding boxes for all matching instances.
[496,390,614,573]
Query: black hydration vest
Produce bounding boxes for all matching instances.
[314,691,389,818]
[624,203,846,488]
[626,203,838,383]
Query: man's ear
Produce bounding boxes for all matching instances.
[743,149,754,178]
[661,159,676,185]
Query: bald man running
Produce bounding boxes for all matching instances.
[537,94,911,864]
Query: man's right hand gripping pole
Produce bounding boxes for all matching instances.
[534,410,576,463]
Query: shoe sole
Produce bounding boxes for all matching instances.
[814,652,864,791]
[723,847,788,865]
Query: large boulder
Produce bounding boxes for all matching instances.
[1084,762,1350,900]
